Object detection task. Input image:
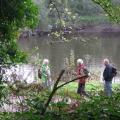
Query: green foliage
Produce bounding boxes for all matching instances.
[39,0,120,31]
[0,90,120,120]
[92,0,120,23]
[23,88,51,114]
[0,0,39,64]
[0,82,9,107]
[0,112,40,120]
[76,90,120,120]
[0,79,120,120]
[69,0,102,16]
[0,68,10,107]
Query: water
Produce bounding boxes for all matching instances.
[18,32,120,82]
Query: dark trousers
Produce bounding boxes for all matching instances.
[77,83,89,97]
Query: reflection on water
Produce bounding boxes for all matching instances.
[19,32,120,81]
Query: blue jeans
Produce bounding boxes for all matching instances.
[104,81,112,96]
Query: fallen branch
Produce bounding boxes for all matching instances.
[57,75,88,89]
[41,69,88,116]
[41,69,65,115]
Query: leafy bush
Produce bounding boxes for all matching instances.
[76,90,120,120]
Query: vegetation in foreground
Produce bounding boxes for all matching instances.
[0,79,120,120]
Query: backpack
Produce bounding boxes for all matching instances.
[38,68,42,79]
[83,68,90,77]
[112,67,117,77]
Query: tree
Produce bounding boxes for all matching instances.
[92,0,120,23]
[37,0,120,31]
[0,0,39,64]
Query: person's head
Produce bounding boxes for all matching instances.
[43,59,49,66]
[103,58,109,66]
[77,59,83,66]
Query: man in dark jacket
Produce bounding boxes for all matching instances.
[103,59,113,96]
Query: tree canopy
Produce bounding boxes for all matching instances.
[0,0,39,64]
[37,0,120,31]
[92,0,120,23]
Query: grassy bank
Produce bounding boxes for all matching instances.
[56,80,120,99]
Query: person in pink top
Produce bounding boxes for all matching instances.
[76,59,89,97]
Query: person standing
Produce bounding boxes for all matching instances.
[76,59,89,97]
[41,59,52,90]
[103,58,116,96]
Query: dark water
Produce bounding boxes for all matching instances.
[19,32,120,75]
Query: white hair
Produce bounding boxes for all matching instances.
[43,59,49,65]
[77,59,83,64]
[103,58,109,65]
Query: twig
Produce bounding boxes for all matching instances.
[41,69,65,115]
[57,75,88,89]
[49,0,62,31]
[41,69,88,116]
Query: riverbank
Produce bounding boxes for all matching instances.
[1,80,120,112]
[19,24,120,39]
